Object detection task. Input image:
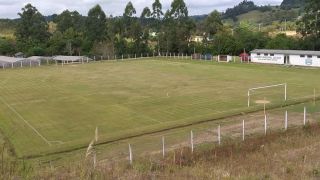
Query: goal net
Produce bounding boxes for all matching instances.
[248,83,287,107]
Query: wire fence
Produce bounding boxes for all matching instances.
[83,101,320,168]
[0,53,242,70]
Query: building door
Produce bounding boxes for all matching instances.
[284,55,290,64]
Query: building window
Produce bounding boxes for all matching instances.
[264,53,268,56]
[317,56,320,58]
[300,55,305,58]
[307,55,312,58]
[270,54,274,56]
[257,53,260,55]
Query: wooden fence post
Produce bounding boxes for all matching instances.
[162,136,165,158]
[264,114,267,135]
[218,125,221,145]
[304,107,307,126]
[285,110,288,130]
[129,144,132,165]
[190,130,194,153]
[242,120,245,141]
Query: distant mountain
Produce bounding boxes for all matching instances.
[280,0,305,9]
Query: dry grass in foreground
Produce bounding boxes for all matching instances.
[28,123,320,179]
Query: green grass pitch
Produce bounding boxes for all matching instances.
[0,58,319,158]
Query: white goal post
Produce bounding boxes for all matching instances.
[248,83,287,107]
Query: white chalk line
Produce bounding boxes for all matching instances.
[0,97,54,146]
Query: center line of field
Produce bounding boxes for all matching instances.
[0,97,52,146]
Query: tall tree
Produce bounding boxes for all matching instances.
[15,4,48,52]
[169,0,188,19]
[85,5,107,44]
[204,10,223,40]
[123,2,136,18]
[55,10,83,33]
[151,0,163,54]
[161,0,195,53]
[141,7,151,18]
[151,0,163,19]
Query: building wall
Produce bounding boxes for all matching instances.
[289,55,320,67]
[251,53,284,64]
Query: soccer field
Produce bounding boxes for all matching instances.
[0,59,319,158]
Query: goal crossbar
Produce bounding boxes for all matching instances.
[248,83,287,107]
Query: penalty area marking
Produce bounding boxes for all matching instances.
[0,97,63,146]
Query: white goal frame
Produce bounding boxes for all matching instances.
[248,83,287,107]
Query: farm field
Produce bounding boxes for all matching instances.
[0,58,319,158]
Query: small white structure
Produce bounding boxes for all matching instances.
[26,56,51,62]
[52,56,92,64]
[251,49,320,67]
[0,56,26,68]
[218,55,232,62]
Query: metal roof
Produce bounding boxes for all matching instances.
[0,56,26,63]
[52,56,92,61]
[251,49,320,56]
[27,56,52,61]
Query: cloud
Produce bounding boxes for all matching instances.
[0,0,283,19]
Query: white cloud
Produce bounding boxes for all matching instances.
[0,0,283,19]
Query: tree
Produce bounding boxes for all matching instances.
[141,7,151,19]
[204,11,223,40]
[55,10,83,33]
[297,0,320,50]
[161,0,195,53]
[123,2,136,18]
[169,0,188,19]
[47,31,65,55]
[123,1,137,39]
[15,3,49,52]
[223,0,257,21]
[85,5,107,44]
[151,0,164,54]
[0,38,15,55]
[266,34,298,49]
[152,0,163,19]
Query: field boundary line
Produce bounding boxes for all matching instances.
[0,97,52,146]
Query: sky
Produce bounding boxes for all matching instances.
[0,0,283,19]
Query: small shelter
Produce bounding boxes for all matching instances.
[218,55,232,62]
[0,56,26,68]
[52,56,92,64]
[239,52,250,62]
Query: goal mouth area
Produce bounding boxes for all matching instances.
[248,83,287,107]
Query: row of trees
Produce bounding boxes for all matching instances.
[0,0,319,57]
[11,0,200,57]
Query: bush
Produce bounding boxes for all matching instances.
[0,38,15,55]
[27,46,46,56]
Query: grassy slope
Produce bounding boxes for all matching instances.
[0,59,319,158]
[103,124,320,179]
[224,8,300,32]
